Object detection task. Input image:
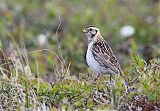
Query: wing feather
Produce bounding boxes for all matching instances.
[91,39,122,74]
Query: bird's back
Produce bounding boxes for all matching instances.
[87,39,122,75]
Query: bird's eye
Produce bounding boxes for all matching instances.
[89,29,92,31]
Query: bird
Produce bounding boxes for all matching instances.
[83,25,125,80]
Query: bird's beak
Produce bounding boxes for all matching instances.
[83,28,87,33]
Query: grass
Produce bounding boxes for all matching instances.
[0,46,160,110]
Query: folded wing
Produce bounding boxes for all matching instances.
[91,39,122,74]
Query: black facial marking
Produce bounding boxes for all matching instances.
[89,29,97,38]
[91,33,95,37]
[86,25,96,28]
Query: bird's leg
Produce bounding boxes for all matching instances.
[93,74,100,82]
[110,74,112,82]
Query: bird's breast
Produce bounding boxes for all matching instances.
[86,42,116,74]
[86,43,104,74]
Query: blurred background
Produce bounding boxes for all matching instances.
[0,0,159,79]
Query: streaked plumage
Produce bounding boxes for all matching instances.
[83,25,123,75]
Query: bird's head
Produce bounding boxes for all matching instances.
[83,25,102,42]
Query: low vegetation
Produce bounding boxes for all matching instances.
[0,49,159,110]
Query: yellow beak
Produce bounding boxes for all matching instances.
[83,28,87,33]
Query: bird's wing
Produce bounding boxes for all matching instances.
[91,40,122,74]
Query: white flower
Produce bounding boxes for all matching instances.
[0,0,7,11]
[14,3,22,12]
[137,106,142,111]
[120,25,135,38]
[38,34,48,46]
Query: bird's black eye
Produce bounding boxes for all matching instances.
[89,29,92,31]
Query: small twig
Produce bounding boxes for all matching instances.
[153,65,158,75]
[130,76,139,84]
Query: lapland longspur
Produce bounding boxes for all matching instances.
[83,25,124,78]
